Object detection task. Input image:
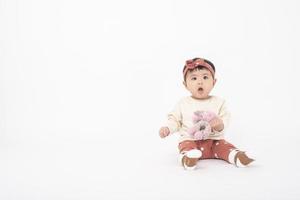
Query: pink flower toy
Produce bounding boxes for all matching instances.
[187,111,218,140]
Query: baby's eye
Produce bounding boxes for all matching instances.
[191,77,197,80]
[203,76,209,80]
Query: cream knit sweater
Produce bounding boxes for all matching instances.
[165,96,230,142]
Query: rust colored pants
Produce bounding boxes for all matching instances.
[178,139,237,162]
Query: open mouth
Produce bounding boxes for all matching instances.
[198,87,204,92]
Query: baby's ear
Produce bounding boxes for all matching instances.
[183,81,187,88]
[213,78,217,86]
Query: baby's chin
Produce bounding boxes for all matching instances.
[192,89,209,99]
[191,93,209,100]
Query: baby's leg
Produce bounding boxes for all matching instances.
[178,140,202,170]
[195,139,215,159]
[211,140,254,167]
[178,140,198,153]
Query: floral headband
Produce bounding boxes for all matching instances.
[183,58,215,79]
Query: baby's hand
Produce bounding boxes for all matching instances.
[209,117,224,132]
[159,127,170,138]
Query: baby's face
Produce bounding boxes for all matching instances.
[184,68,216,99]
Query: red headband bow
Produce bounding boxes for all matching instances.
[183,58,215,79]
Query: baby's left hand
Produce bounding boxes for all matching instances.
[209,117,224,132]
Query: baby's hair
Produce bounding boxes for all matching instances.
[183,58,216,81]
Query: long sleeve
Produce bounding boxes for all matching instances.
[219,100,230,129]
[163,96,230,142]
[165,102,182,134]
[211,100,231,138]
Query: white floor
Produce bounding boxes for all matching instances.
[1,128,300,200]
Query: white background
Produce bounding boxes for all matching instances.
[1,0,300,199]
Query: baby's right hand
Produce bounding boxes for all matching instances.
[159,127,170,138]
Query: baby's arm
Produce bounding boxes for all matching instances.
[210,118,224,132]
[218,100,230,130]
[210,100,230,136]
[159,102,182,138]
